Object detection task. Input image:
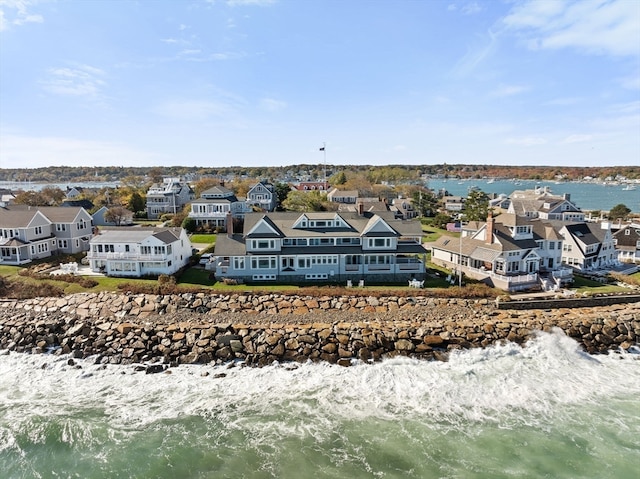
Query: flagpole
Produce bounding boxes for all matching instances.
[320,142,327,186]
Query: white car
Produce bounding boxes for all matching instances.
[199,253,213,265]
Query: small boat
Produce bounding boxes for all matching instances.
[622,185,636,191]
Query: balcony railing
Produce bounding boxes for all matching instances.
[88,252,167,261]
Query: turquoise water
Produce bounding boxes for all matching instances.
[1,330,639,479]
[428,178,640,213]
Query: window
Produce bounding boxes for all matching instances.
[56,224,67,232]
[35,226,42,235]
[125,245,130,252]
[233,257,245,269]
[369,238,391,248]
[549,241,555,249]
[58,240,68,249]
[251,256,276,269]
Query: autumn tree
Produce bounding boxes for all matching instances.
[282,190,328,212]
[104,206,131,226]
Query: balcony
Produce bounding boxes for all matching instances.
[87,252,167,261]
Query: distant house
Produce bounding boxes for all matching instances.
[214,210,426,284]
[613,224,640,264]
[87,227,193,277]
[508,187,584,222]
[146,178,195,219]
[293,181,330,192]
[0,205,94,264]
[188,185,251,230]
[246,181,277,212]
[0,189,16,207]
[327,188,358,204]
[391,197,418,220]
[92,206,134,226]
[61,199,95,210]
[442,195,464,213]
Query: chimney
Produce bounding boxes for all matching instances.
[358,202,364,216]
[226,212,233,237]
[486,212,494,244]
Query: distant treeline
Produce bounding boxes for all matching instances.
[1,164,639,184]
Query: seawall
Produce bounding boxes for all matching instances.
[0,292,638,368]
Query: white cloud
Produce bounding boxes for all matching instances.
[259,98,286,112]
[490,84,529,97]
[503,0,640,57]
[40,64,107,98]
[461,2,482,15]
[562,134,592,143]
[619,72,640,90]
[0,0,43,31]
[505,136,547,146]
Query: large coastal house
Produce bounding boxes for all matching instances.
[0,206,94,264]
[187,185,251,230]
[146,178,195,219]
[430,213,573,292]
[87,227,193,277]
[213,210,427,284]
[508,187,584,222]
[246,181,277,212]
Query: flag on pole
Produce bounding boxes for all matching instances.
[319,147,325,151]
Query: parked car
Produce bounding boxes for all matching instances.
[199,253,213,265]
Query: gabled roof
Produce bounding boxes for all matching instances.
[0,207,50,228]
[201,185,235,198]
[32,206,89,223]
[90,227,183,244]
[246,215,282,238]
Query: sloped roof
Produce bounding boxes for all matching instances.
[91,227,182,244]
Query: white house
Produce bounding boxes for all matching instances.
[612,224,640,264]
[87,227,193,277]
[214,210,427,284]
[557,221,617,272]
[509,187,585,222]
[146,178,195,219]
[188,185,251,230]
[430,213,572,292]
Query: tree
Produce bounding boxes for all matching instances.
[104,206,130,226]
[330,171,347,185]
[274,182,292,210]
[462,189,490,221]
[411,188,438,217]
[181,216,197,233]
[127,191,145,213]
[282,190,327,212]
[432,212,453,229]
[609,203,631,220]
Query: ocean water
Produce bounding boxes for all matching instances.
[1,330,639,479]
[428,179,640,213]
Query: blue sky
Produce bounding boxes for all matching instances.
[1,0,639,169]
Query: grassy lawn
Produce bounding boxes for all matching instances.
[421,225,451,243]
[571,275,629,295]
[190,234,217,245]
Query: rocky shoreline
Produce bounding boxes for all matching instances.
[0,292,638,369]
